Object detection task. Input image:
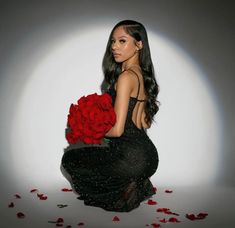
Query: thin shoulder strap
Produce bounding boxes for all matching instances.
[126,69,140,99]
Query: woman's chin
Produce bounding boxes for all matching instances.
[114,59,123,63]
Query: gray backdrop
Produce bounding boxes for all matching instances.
[0,1,234,228]
[1,0,234,186]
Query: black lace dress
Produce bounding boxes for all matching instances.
[61,69,159,212]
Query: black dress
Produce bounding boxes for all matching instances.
[61,69,159,212]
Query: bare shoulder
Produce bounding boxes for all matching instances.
[115,70,134,90]
[119,68,143,87]
[118,70,134,83]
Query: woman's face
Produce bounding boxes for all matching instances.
[111,26,140,63]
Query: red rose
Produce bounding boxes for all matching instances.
[66,93,116,144]
[99,93,113,110]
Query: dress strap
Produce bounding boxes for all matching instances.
[126,69,146,102]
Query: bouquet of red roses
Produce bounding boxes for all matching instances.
[65,93,116,145]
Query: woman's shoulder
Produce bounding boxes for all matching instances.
[117,69,141,85]
[114,70,135,90]
[118,70,133,80]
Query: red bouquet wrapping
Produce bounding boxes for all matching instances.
[65,93,116,144]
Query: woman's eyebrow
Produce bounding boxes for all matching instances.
[112,35,128,39]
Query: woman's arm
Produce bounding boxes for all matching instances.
[105,71,134,137]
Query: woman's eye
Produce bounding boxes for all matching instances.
[120,39,126,43]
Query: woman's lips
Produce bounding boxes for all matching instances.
[113,53,121,57]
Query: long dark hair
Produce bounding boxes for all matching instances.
[102,19,160,126]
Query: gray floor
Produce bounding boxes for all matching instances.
[1,180,235,228]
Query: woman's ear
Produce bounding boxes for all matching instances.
[136,40,143,50]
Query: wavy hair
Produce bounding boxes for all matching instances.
[102,20,160,126]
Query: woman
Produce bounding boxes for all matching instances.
[61,20,160,212]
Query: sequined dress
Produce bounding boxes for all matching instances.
[61,69,159,212]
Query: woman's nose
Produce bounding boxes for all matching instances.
[111,42,118,51]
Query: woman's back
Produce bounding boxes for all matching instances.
[114,66,150,130]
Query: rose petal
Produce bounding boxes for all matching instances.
[30,189,38,193]
[14,194,21,199]
[61,188,73,192]
[197,213,208,219]
[56,218,64,223]
[186,212,208,220]
[151,223,161,227]
[78,222,85,226]
[168,217,180,223]
[186,213,196,220]
[37,193,48,200]
[164,211,172,214]
[156,208,170,212]
[157,208,168,213]
[146,199,157,205]
[165,189,173,193]
[57,204,68,208]
[39,195,48,200]
[159,218,167,223]
[112,216,120,221]
[8,202,14,208]
[156,208,179,216]
[17,212,25,218]
[171,212,180,216]
[153,187,157,193]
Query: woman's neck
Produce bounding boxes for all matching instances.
[122,63,141,72]
[121,54,140,71]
